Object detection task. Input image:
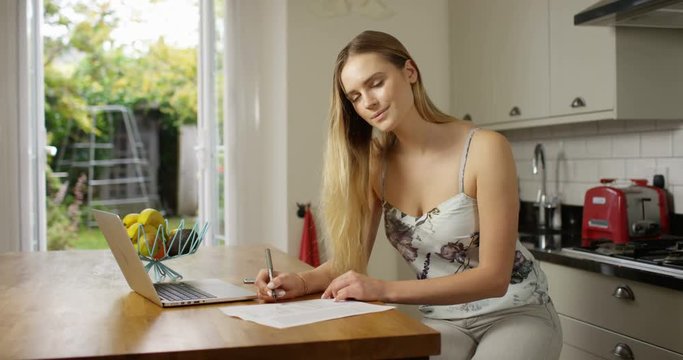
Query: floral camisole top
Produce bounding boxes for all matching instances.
[382,128,550,320]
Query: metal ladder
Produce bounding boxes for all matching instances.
[55,105,158,221]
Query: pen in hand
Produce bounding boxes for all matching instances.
[265,248,277,300]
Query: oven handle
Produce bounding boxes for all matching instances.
[613,342,634,359]
[612,285,635,301]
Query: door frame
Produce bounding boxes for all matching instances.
[19,0,47,251]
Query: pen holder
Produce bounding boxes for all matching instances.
[132,219,210,283]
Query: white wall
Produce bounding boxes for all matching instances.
[225,0,288,251]
[285,0,450,285]
[0,0,22,252]
[505,120,683,214]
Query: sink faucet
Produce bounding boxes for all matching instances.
[532,143,555,229]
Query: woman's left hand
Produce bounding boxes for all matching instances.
[321,270,387,301]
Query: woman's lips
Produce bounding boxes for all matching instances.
[372,107,388,121]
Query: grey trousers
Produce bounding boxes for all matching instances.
[422,301,562,360]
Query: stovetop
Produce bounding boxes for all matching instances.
[564,236,683,277]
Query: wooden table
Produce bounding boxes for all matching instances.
[0,245,439,359]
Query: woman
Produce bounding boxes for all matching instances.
[254,30,562,360]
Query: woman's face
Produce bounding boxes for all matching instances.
[340,53,417,132]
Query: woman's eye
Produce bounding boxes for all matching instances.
[372,80,384,88]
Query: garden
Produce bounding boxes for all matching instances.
[44,0,199,250]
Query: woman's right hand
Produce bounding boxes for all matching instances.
[254,269,307,302]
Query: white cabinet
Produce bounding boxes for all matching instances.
[450,0,549,125]
[560,315,683,360]
[449,0,683,130]
[490,0,549,124]
[549,0,614,118]
[449,0,494,124]
[540,261,683,359]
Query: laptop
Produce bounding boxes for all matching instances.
[93,209,257,307]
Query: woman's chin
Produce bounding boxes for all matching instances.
[373,119,396,133]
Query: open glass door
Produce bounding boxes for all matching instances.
[31,0,226,250]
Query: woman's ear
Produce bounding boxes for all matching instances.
[403,59,418,84]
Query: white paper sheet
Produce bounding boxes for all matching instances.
[219,299,395,329]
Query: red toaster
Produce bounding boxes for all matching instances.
[582,179,669,247]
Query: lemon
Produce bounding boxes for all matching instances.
[126,223,142,243]
[121,213,139,227]
[137,208,164,228]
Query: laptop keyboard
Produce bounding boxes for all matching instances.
[154,282,217,301]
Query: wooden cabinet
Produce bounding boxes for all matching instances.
[449,0,683,130]
[540,261,683,359]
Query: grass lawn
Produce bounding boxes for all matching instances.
[72,216,197,250]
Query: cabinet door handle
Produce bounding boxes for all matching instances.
[612,285,635,301]
[463,113,472,121]
[509,106,521,117]
[571,97,586,108]
[612,343,634,359]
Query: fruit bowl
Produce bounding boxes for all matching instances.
[127,216,209,283]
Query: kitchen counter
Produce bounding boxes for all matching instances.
[521,232,683,292]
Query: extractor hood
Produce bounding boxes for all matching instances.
[575,0,683,28]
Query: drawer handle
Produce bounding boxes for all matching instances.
[509,106,521,117]
[571,97,586,108]
[463,113,472,121]
[612,285,635,301]
[613,343,634,359]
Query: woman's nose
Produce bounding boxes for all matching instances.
[363,95,378,109]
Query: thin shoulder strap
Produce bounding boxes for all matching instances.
[458,128,479,193]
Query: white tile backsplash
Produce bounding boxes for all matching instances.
[656,120,683,131]
[597,120,625,134]
[564,139,587,159]
[571,121,599,137]
[544,140,563,161]
[545,160,557,182]
[574,160,599,182]
[611,134,640,158]
[670,186,683,213]
[585,136,612,159]
[640,131,672,157]
[519,180,541,203]
[625,120,658,132]
[551,124,574,138]
[672,129,683,156]
[625,158,657,179]
[516,160,534,181]
[598,159,625,179]
[656,158,683,186]
[503,120,683,213]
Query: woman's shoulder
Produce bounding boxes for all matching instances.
[468,128,515,173]
[470,128,510,150]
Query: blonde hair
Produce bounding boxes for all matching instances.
[322,30,453,275]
